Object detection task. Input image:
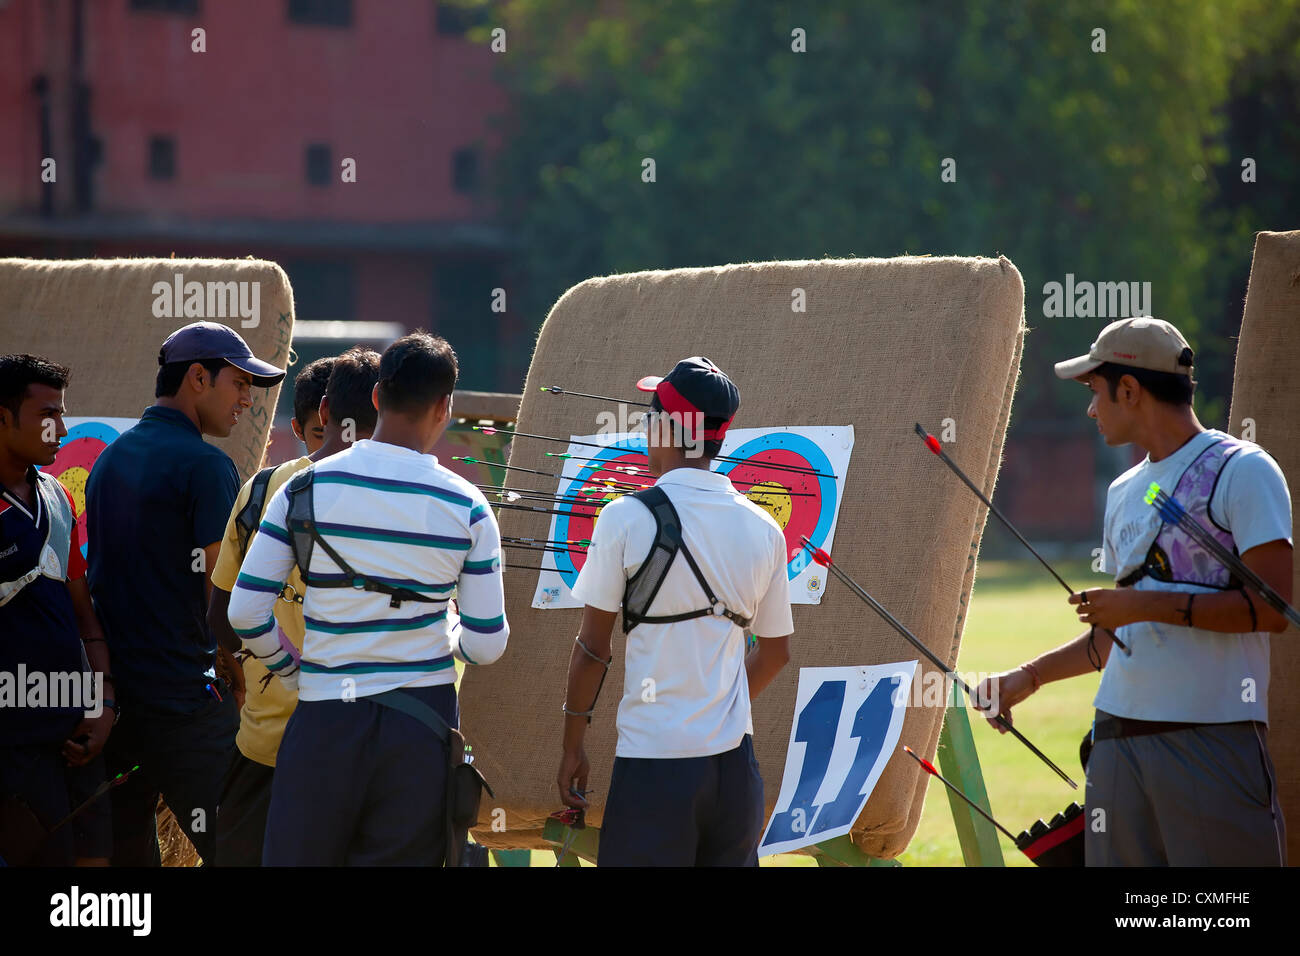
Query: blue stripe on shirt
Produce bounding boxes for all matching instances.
[313,472,472,507]
[313,521,471,550]
[461,556,500,574]
[233,616,276,638]
[460,612,506,633]
[298,655,455,675]
[304,609,448,634]
[259,521,291,545]
[307,572,456,594]
[235,572,284,594]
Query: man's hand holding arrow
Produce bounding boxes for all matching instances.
[1068,587,1147,632]
[973,669,1036,734]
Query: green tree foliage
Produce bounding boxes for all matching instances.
[473,0,1289,426]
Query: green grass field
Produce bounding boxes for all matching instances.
[503,557,1104,867]
[894,558,1102,867]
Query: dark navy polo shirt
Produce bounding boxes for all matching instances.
[86,405,238,710]
[0,469,87,746]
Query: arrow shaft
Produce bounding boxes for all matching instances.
[803,537,1078,789]
[483,426,835,478]
[542,385,653,407]
[493,501,600,520]
[916,425,1129,656]
[1154,491,1300,628]
[465,458,645,489]
[903,748,1018,841]
[501,541,585,556]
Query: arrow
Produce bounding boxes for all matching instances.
[475,482,598,504]
[1145,482,1300,629]
[502,536,592,548]
[476,425,836,479]
[47,764,140,837]
[540,384,652,407]
[915,424,1130,657]
[546,452,653,474]
[501,541,588,556]
[902,745,1019,841]
[493,501,604,520]
[800,536,1078,789]
[455,457,648,491]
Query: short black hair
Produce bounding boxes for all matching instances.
[664,419,723,460]
[1093,362,1196,406]
[156,358,229,398]
[325,347,381,433]
[292,356,336,425]
[0,353,71,420]
[377,332,457,416]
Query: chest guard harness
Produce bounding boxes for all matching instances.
[283,468,447,609]
[1116,435,1247,591]
[621,486,753,634]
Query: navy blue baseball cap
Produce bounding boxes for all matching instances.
[158,321,286,387]
[636,356,740,442]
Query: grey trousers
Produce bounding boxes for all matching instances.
[1085,714,1286,866]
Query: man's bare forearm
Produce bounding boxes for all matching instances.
[1026,628,1110,684]
[561,648,609,752]
[745,635,791,699]
[207,586,242,654]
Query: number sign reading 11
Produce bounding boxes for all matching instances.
[759,662,917,857]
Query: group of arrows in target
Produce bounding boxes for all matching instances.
[455,384,832,568]
[465,388,1300,794]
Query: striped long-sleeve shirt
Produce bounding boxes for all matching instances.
[227,439,509,702]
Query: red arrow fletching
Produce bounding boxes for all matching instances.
[903,745,940,776]
[798,536,833,567]
[923,434,942,455]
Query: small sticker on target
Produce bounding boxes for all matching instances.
[806,575,821,594]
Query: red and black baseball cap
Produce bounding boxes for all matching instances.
[635,356,740,443]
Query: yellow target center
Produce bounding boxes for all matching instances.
[747,480,792,529]
[58,467,90,517]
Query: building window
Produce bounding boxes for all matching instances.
[305,144,332,187]
[452,147,480,195]
[433,261,502,390]
[288,0,352,27]
[436,4,488,35]
[285,260,356,321]
[130,0,200,14]
[148,136,176,180]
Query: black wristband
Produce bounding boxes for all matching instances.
[1241,589,1258,632]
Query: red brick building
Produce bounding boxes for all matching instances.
[0,0,523,392]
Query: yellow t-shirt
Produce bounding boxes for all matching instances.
[212,457,312,767]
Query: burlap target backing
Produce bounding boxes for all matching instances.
[1226,229,1300,866]
[1,257,295,484]
[461,256,1025,858]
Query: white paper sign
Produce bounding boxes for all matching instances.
[759,661,917,857]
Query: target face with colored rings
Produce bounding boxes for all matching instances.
[547,430,841,594]
[38,418,138,558]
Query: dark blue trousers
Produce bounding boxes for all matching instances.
[262,684,456,866]
[103,692,238,866]
[214,749,275,867]
[599,734,764,867]
[0,745,111,865]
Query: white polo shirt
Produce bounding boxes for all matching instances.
[571,467,794,759]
